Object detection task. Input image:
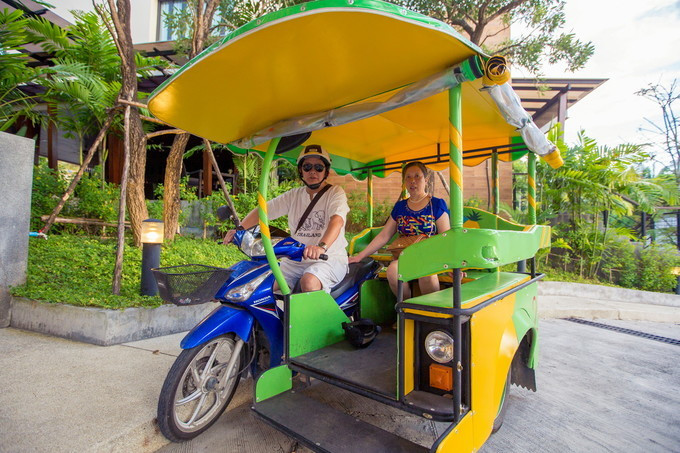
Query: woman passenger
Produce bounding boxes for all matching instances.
[348,161,450,298]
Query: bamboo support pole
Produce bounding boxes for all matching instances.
[112,105,132,295]
[203,139,241,225]
[41,110,117,234]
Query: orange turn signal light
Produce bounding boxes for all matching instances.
[429,363,453,391]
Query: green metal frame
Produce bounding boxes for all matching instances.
[288,291,350,358]
[258,137,290,295]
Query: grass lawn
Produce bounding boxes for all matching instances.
[11,234,243,309]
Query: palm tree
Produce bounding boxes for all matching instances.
[537,130,678,277]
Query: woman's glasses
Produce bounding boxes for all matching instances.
[302,163,325,172]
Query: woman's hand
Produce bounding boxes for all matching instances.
[348,255,363,264]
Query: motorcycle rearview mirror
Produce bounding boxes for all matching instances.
[274,132,312,154]
[216,205,234,222]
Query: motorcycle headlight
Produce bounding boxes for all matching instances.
[225,270,272,302]
[425,330,454,364]
[241,236,282,257]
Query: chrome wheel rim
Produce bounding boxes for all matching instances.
[172,337,239,433]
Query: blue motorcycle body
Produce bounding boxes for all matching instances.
[180,230,378,372]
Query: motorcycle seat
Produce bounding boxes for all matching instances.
[292,258,381,298]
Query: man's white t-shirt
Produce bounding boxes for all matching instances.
[266,185,349,257]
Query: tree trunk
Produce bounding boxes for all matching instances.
[104,0,148,246]
[126,111,148,246]
[160,0,220,241]
[163,132,190,240]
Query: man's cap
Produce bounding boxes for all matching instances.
[297,144,331,166]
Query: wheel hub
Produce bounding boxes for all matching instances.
[204,376,219,392]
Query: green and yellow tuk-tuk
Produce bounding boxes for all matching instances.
[148,1,562,451]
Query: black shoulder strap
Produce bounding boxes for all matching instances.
[295,184,332,234]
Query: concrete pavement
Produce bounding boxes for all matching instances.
[1,284,679,453]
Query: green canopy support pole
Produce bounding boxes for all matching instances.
[491,150,499,215]
[449,84,463,229]
[528,153,537,225]
[367,169,374,228]
[448,83,463,424]
[258,137,290,295]
[400,162,408,200]
[518,152,538,274]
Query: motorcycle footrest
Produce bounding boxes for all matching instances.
[253,390,428,453]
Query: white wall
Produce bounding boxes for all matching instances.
[51,0,158,44]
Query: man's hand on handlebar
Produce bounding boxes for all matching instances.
[223,229,237,245]
[304,245,326,260]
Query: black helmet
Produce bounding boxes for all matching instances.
[342,318,381,349]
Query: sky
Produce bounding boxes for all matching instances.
[53,0,679,154]
[513,0,680,152]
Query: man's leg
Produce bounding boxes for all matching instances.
[277,259,306,293]
[299,272,323,292]
[300,259,347,293]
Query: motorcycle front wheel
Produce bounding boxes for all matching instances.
[157,334,244,442]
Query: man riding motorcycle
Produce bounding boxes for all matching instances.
[223,144,350,293]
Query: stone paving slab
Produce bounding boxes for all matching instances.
[0,328,182,453]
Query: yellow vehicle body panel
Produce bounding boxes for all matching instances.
[147,1,520,172]
[403,318,415,395]
[403,274,529,451]
[434,412,475,453]
[469,293,518,449]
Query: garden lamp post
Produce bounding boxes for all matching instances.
[140,219,164,296]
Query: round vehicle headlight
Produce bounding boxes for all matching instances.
[425,330,454,364]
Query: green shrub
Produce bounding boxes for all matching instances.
[30,159,66,230]
[149,176,198,227]
[345,191,392,233]
[637,243,680,292]
[600,235,638,287]
[11,234,243,309]
[31,161,122,232]
[71,166,120,222]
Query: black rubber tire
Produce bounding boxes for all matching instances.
[492,367,511,434]
[157,334,242,442]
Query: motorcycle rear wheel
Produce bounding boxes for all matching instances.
[157,334,243,442]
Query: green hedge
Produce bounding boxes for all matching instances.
[11,234,242,309]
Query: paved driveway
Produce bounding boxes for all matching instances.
[156,319,680,453]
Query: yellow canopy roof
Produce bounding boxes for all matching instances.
[148,0,528,177]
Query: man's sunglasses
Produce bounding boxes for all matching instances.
[302,163,326,172]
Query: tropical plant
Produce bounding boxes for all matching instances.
[389,0,594,76]
[0,9,68,131]
[536,130,679,278]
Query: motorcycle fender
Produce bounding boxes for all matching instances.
[180,306,254,350]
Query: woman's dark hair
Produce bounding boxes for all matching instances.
[402,161,429,180]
